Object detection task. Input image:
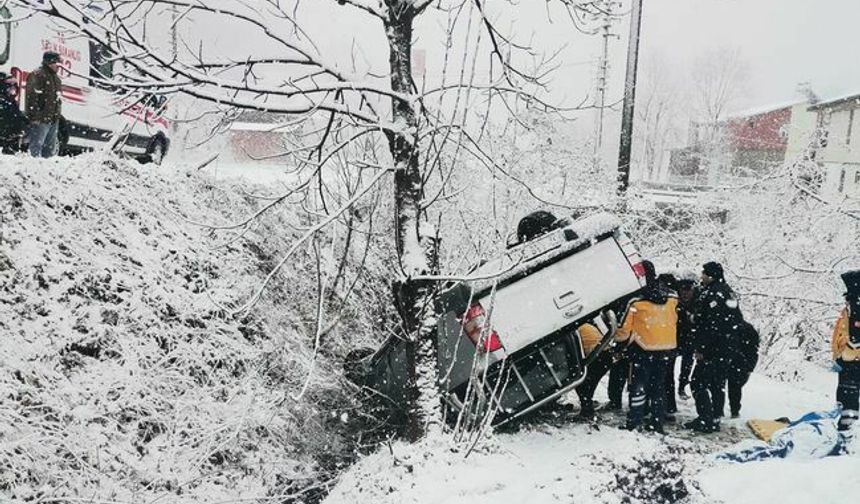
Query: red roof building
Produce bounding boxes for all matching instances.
[723,104,794,171]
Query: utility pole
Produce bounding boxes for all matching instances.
[592,1,615,168]
[170,6,178,59]
[616,0,644,198]
[169,6,179,138]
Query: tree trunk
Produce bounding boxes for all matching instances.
[384,4,442,440]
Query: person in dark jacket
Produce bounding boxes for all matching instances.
[615,261,678,433]
[724,320,759,418]
[606,345,628,411]
[676,279,698,399]
[0,72,28,153]
[656,273,680,419]
[685,261,742,433]
[26,51,63,158]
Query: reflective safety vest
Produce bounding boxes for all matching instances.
[577,323,604,355]
[832,308,860,362]
[616,297,678,351]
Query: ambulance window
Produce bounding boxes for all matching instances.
[0,6,11,65]
[89,40,114,87]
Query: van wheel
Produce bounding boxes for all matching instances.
[57,117,70,156]
[148,138,167,165]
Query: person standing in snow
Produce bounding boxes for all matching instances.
[605,341,628,411]
[676,279,698,400]
[615,260,678,433]
[25,51,63,158]
[686,261,742,433]
[0,72,28,153]
[573,322,614,421]
[832,270,860,432]
[656,273,680,420]
[724,320,759,418]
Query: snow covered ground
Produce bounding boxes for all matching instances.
[2,152,856,503]
[326,365,858,504]
[0,153,375,502]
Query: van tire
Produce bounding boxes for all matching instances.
[144,134,168,165]
[57,117,70,156]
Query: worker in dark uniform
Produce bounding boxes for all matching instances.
[686,262,741,433]
[676,279,698,399]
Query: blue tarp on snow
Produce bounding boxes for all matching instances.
[717,408,853,463]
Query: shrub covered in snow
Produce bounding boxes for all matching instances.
[0,154,394,502]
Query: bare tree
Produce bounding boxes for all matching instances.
[633,55,685,182]
[689,46,749,183]
[18,0,601,438]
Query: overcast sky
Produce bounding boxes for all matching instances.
[170,0,857,112]
[464,0,860,112]
[639,0,860,107]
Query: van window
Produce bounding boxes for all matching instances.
[89,40,114,88]
[0,6,11,65]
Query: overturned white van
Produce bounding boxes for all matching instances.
[350,212,648,427]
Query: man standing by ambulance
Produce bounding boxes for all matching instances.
[26,51,63,158]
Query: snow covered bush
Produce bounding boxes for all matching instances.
[0,154,394,502]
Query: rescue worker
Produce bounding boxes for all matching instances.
[26,51,63,158]
[0,72,28,153]
[606,346,627,411]
[615,261,678,433]
[574,322,614,421]
[833,269,860,432]
[725,320,759,418]
[686,261,741,433]
[676,279,698,399]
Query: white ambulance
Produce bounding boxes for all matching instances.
[0,4,170,163]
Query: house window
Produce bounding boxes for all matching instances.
[838,167,846,193]
[855,169,860,185]
[848,109,855,146]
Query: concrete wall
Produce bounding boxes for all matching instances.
[822,162,860,199]
[784,103,819,162]
[819,108,860,165]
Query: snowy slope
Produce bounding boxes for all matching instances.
[0,153,376,502]
[325,365,857,504]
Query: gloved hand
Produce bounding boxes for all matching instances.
[831,361,843,373]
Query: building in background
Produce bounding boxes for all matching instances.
[722,103,793,172]
[810,92,860,200]
[227,110,291,164]
[784,101,820,162]
[664,99,818,185]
